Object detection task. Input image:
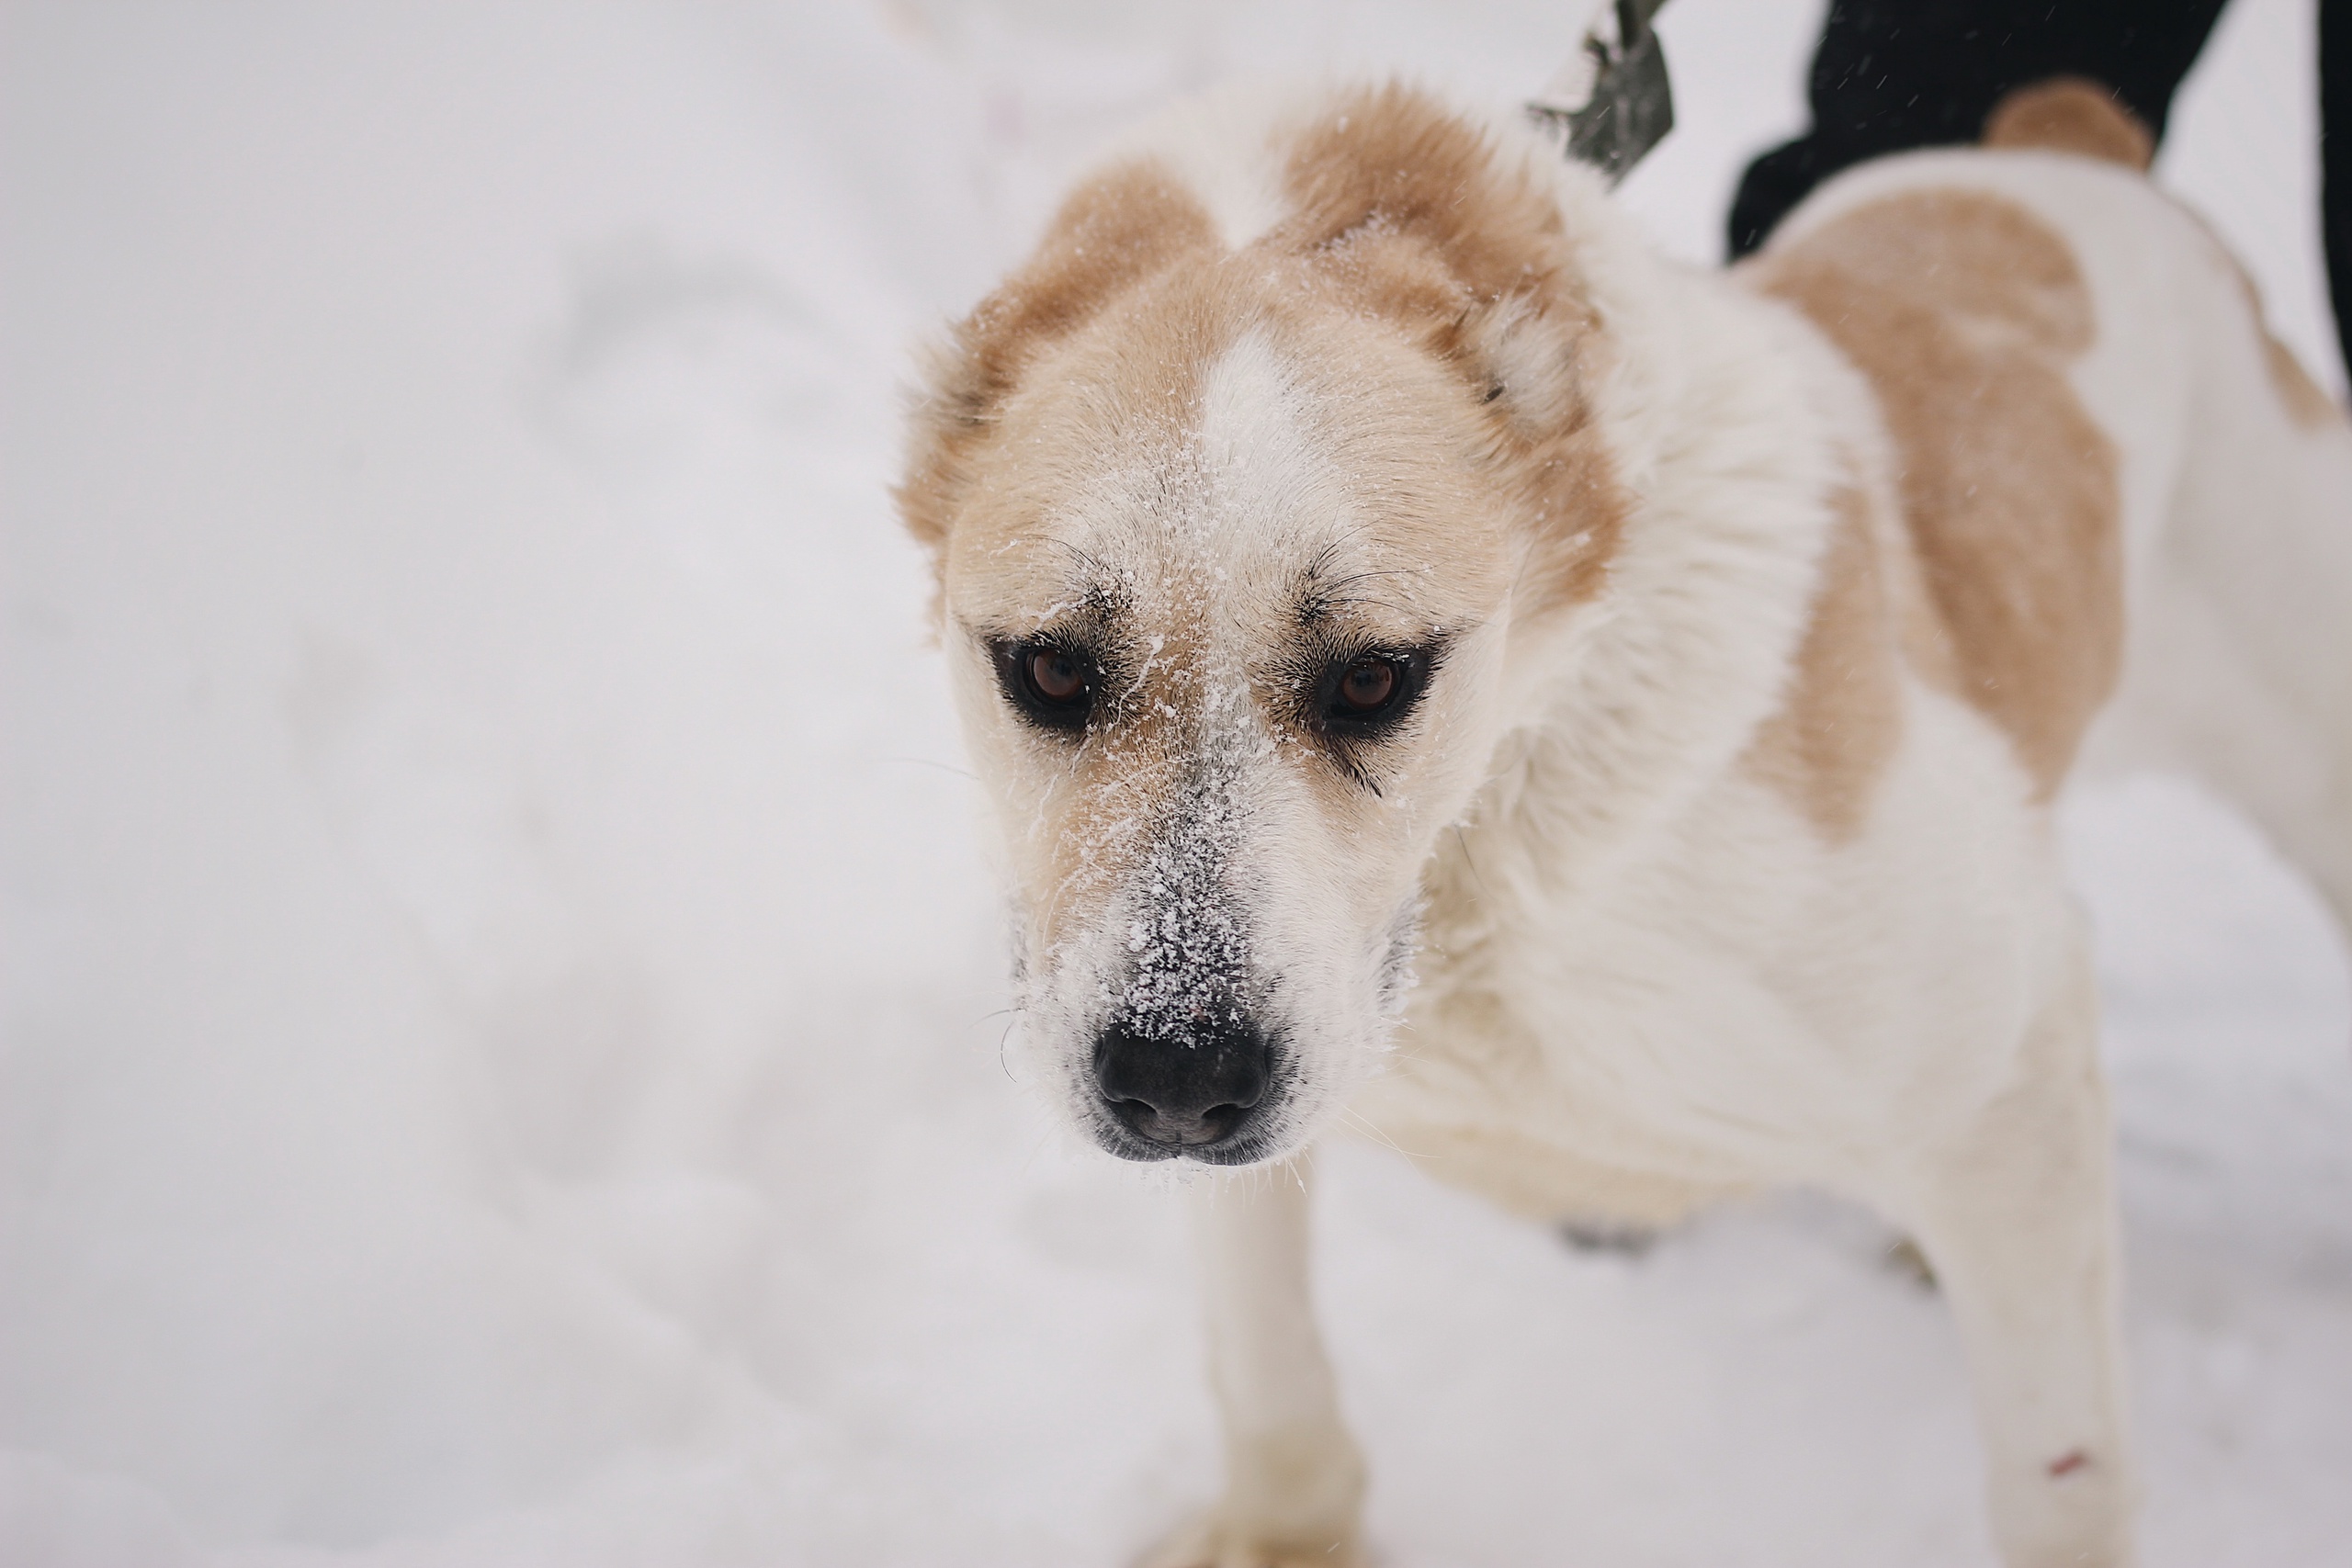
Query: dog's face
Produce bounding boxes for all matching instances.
[902,88,1622,1166]
[944,309,1518,1167]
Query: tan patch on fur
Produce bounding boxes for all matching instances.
[1272,85,1627,615]
[1746,483,1907,839]
[898,158,1218,559]
[1030,733,1187,955]
[1280,85,1571,315]
[1750,191,2123,796]
[1982,77,2154,170]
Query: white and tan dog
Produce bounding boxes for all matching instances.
[899,78,2352,1567]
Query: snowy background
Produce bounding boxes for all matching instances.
[5,2,2348,1564]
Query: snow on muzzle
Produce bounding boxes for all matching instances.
[1078,778,1294,1166]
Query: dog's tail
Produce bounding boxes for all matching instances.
[1981,77,2156,170]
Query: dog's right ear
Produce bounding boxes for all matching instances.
[897,160,1218,570]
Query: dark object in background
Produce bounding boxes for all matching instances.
[1728,0,2225,256]
[1529,0,1677,184]
[1728,0,2352,383]
[2325,0,2351,379]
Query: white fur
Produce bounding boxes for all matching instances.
[937,88,2352,1568]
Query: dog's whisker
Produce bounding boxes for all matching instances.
[1014,1122,1058,1179]
[1451,825,1492,901]
[874,754,979,782]
[1336,1105,1430,1163]
[997,1015,1021,1081]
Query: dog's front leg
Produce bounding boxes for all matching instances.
[1143,1160,1365,1568]
[1899,951,2136,1568]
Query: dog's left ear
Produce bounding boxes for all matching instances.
[1280,84,1618,610]
[1277,84,1594,427]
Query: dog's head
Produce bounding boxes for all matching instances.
[901,85,1624,1166]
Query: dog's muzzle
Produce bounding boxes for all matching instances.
[1091,1013,1272,1160]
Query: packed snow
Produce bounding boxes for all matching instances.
[4,2,2347,1564]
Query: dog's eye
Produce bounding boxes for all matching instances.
[1315,647,1430,742]
[994,639,1096,732]
[1028,649,1087,704]
[1337,657,1397,714]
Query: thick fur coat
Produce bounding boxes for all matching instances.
[899,78,2352,1568]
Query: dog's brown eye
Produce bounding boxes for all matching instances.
[1338,657,1398,713]
[1028,649,1086,705]
[1312,646,1434,757]
[995,638,1096,732]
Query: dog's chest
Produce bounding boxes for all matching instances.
[1347,741,2063,1214]
[1351,919,1822,1210]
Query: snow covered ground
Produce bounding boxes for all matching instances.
[4,2,2348,1563]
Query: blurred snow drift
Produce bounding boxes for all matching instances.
[4,3,2347,1564]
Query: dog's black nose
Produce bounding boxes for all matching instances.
[1093,1016,1270,1154]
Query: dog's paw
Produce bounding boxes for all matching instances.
[1142,1420,1366,1567]
[1134,1510,1364,1568]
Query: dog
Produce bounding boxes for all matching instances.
[898,76,2352,1567]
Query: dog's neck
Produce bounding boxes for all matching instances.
[1426,176,1857,943]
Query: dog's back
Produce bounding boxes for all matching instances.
[1750,79,2352,934]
